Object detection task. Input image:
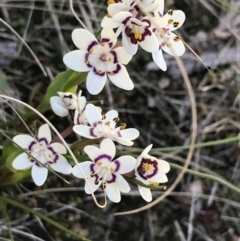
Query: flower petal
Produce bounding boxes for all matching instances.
[115,174,130,193]
[138,32,159,53]
[63,50,90,72]
[49,142,67,154]
[108,65,134,90]
[73,125,97,139]
[100,138,115,159]
[164,10,185,31]
[38,124,51,144]
[113,47,132,65]
[120,128,139,140]
[32,165,48,186]
[13,135,36,150]
[50,97,69,117]
[113,11,132,24]
[147,172,168,183]
[105,182,121,203]
[12,153,33,170]
[86,69,107,95]
[114,155,136,174]
[101,28,117,46]
[158,159,170,173]
[152,49,167,71]
[162,33,185,56]
[101,15,121,29]
[84,145,103,162]
[122,31,138,55]
[72,161,92,178]
[138,185,152,202]
[85,104,102,125]
[72,29,98,50]
[50,155,72,174]
[84,176,101,194]
[114,137,134,146]
[141,144,153,156]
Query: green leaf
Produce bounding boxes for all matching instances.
[37,70,75,112]
[0,69,9,90]
[63,72,88,91]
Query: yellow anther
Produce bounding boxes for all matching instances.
[102,114,106,120]
[168,19,173,24]
[40,143,43,147]
[120,123,126,130]
[106,13,112,18]
[167,43,172,48]
[113,117,119,123]
[100,42,105,47]
[160,34,164,38]
[97,69,102,74]
[108,57,112,62]
[48,155,52,158]
[110,167,114,172]
[109,72,115,75]
[149,182,159,186]
[105,121,110,126]
[28,156,32,160]
[90,171,94,177]
[143,163,153,172]
[84,59,89,64]
[89,48,93,53]
[167,9,173,15]
[173,21,179,28]
[174,36,180,42]
[107,0,115,5]
[97,161,102,166]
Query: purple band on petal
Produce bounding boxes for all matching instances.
[116,131,122,137]
[137,158,158,180]
[28,141,37,150]
[90,127,98,137]
[85,53,93,68]
[142,19,151,27]
[122,16,131,25]
[111,64,121,74]
[53,154,59,163]
[107,173,116,183]
[108,42,113,49]
[87,41,98,52]
[110,50,118,64]
[101,38,110,43]
[94,121,102,127]
[113,160,120,172]
[94,154,112,163]
[93,67,106,77]
[38,138,48,145]
[48,146,56,155]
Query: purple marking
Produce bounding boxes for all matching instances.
[101,38,110,43]
[122,16,131,25]
[94,154,112,163]
[107,173,116,183]
[116,131,122,137]
[137,158,158,180]
[47,146,56,155]
[93,121,102,127]
[38,137,48,145]
[84,53,93,68]
[89,127,98,137]
[28,141,37,150]
[53,154,59,163]
[111,64,121,74]
[108,42,113,49]
[110,50,118,63]
[113,160,120,172]
[93,67,106,77]
[142,19,151,27]
[87,41,98,52]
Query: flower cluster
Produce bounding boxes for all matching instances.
[11,0,186,203]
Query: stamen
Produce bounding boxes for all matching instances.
[167,9,173,15]
[173,22,179,28]
[102,114,106,120]
[120,123,126,130]
[168,19,173,24]
[149,182,159,186]
[113,117,119,123]
[109,72,115,75]
[84,59,89,64]
[174,36,180,42]
[105,121,110,126]
[89,48,93,53]
[97,161,102,166]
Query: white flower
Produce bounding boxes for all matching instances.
[152,7,186,71]
[72,138,136,202]
[12,124,72,186]
[50,92,77,117]
[112,12,160,55]
[63,28,133,95]
[73,90,88,125]
[73,104,139,146]
[135,144,170,202]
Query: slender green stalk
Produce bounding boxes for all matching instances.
[170,162,240,195]
[0,196,92,241]
[0,201,14,241]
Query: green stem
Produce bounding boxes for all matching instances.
[170,162,240,195]
[0,195,92,241]
[71,138,101,151]
[0,200,14,241]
